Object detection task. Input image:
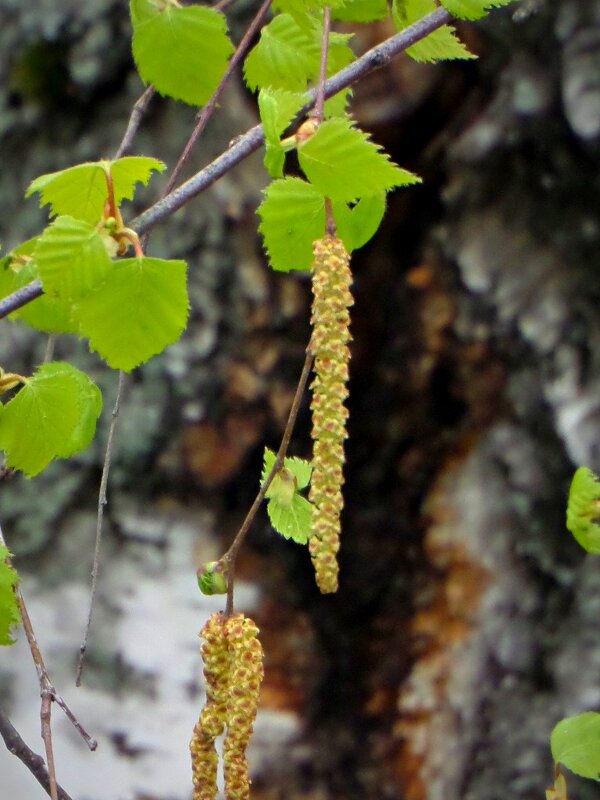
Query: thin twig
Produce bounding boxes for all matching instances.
[0,7,453,320]
[313,6,332,123]
[76,370,127,685]
[162,0,273,197]
[0,708,74,800]
[114,86,155,160]
[0,524,97,800]
[224,349,314,615]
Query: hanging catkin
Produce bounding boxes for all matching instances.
[190,613,230,800]
[190,612,264,800]
[223,615,264,800]
[309,235,353,593]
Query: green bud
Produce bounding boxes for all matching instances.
[197,561,228,595]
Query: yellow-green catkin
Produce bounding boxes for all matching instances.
[309,235,353,594]
[190,612,230,800]
[223,614,264,800]
[190,613,264,800]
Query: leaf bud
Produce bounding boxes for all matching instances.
[197,561,228,595]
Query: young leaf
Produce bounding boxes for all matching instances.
[257,177,325,272]
[392,0,476,62]
[267,494,312,544]
[259,88,309,178]
[34,215,112,301]
[76,256,189,372]
[298,118,421,202]
[0,545,21,646]
[332,193,387,252]
[0,362,102,477]
[551,712,600,781]
[0,239,75,333]
[244,14,353,94]
[261,447,312,544]
[5,259,78,334]
[566,466,600,553]
[130,0,234,106]
[333,0,389,21]
[440,0,517,21]
[274,0,347,15]
[262,447,312,490]
[244,13,320,92]
[26,157,165,224]
[60,366,103,459]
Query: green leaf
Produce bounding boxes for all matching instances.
[274,0,347,16]
[267,494,312,544]
[298,118,421,202]
[245,14,320,92]
[333,0,389,21]
[9,260,78,335]
[257,177,325,272]
[551,712,600,781]
[566,467,600,553]
[130,0,234,106]
[244,14,353,94]
[26,157,165,224]
[60,367,103,459]
[0,362,103,477]
[0,239,75,334]
[0,545,21,646]
[393,0,476,61]
[261,447,312,544]
[34,216,112,301]
[76,256,189,371]
[332,193,387,252]
[259,87,309,178]
[440,0,516,21]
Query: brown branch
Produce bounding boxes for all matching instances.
[162,0,273,197]
[0,7,453,321]
[224,348,314,615]
[0,708,74,800]
[77,369,128,685]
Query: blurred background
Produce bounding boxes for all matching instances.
[2,0,600,798]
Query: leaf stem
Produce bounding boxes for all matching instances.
[223,348,314,615]
[76,370,128,686]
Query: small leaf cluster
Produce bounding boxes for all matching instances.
[262,447,313,544]
[0,156,188,476]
